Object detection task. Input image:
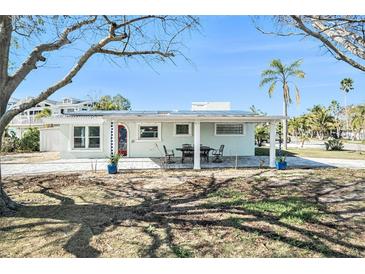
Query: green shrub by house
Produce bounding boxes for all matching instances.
[19,128,40,152]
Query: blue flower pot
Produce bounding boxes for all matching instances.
[275,161,287,170]
[107,164,118,174]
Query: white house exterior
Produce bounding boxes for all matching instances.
[40,102,283,169]
[8,97,94,137]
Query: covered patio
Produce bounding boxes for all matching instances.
[106,111,285,169]
[185,119,280,169]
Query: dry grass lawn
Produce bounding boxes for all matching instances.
[255,147,365,160]
[1,168,364,258]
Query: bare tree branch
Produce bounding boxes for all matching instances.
[97,48,174,58]
[0,33,127,131]
[291,16,365,72]
[310,16,365,58]
[7,16,98,94]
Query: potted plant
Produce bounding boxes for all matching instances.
[275,155,287,170]
[107,154,121,174]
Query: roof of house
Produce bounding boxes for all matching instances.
[65,110,256,117]
[52,110,285,123]
[44,109,285,124]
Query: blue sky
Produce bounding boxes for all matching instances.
[13,16,365,116]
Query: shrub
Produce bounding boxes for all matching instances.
[1,131,20,152]
[325,137,344,151]
[19,128,40,152]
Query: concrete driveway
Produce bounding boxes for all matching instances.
[2,155,365,176]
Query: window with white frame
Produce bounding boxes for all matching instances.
[215,123,244,135]
[175,123,191,136]
[138,124,160,140]
[88,126,100,148]
[73,126,86,148]
[73,126,101,149]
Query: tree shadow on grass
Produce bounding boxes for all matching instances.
[1,170,364,258]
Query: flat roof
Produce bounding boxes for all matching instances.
[66,110,257,117]
[45,110,285,123]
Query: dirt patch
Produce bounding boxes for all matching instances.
[1,152,60,164]
[0,168,364,257]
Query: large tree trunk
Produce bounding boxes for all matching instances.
[0,140,18,215]
[283,100,288,150]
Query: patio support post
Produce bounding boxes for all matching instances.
[194,121,201,169]
[269,121,276,168]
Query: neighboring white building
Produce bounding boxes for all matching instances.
[191,102,231,111]
[8,97,94,137]
[40,102,283,169]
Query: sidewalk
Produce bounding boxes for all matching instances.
[2,156,365,176]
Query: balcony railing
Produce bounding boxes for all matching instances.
[9,116,44,125]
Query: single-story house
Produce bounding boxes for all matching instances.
[40,102,284,169]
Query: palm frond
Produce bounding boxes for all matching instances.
[259,77,277,87]
[270,59,284,72]
[287,59,303,71]
[268,81,277,97]
[295,85,301,105]
[261,69,279,77]
[288,69,305,79]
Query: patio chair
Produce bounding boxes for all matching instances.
[181,144,193,162]
[163,145,175,164]
[200,149,210,162]
[212,145,224,163]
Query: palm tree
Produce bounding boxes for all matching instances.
[308,105,335,140]
[259,59,305,149]
[288,116,310,146]
[329,100,342,138]
[350,105,365,140]
[340,78,354,134]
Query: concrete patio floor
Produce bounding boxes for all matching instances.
[2,155,365,176]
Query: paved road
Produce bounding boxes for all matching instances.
[2,156,365,176]
[288,140,365,151]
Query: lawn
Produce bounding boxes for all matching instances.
[1,168,364,258]
[255,147,365,160]
[344,140,365,145]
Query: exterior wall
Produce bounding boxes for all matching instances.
[40,127,63,152]
[116,121,255,158]
[122,121,194,158]
[42,120,255,159]
[201,122,255,156]
[58,121,111,159]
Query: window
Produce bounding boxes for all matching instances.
[74,126,86,148]
[88,126,100,148]
[175,123,191,136]
[73,126,101,149]
[215,123,244,135]
[137,124,161,141]
[139,125,158,139]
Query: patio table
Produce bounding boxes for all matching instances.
[176,146,213,163]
